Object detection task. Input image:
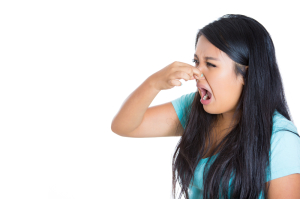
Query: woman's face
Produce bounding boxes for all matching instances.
[194,35,244,120]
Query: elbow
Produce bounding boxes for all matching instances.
[111,122,130,138]
[111,122,120,135]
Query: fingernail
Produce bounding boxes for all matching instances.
[194,75,198,79]
[200,74,203,77]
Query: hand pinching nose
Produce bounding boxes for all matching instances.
[194,73,205,81]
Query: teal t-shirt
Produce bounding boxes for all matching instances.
[171,91,300,199]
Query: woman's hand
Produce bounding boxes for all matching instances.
[148,61,202,91]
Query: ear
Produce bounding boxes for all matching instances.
[242,66,248,85]
[241,76,245,85]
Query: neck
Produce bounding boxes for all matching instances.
[214,110,240,135]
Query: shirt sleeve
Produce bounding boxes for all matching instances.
[267,131,300,182]
[171,91,196,129]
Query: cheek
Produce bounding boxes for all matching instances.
[210,77,228,99]
[216,82,243,106]
[211,78,238,103]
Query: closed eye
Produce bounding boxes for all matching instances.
[192,59,216,67]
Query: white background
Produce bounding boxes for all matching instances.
[0,0,299,199]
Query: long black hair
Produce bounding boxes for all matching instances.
[172,14,297,199]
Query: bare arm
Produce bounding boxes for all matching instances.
[111,61,201,137]
[111,76,160,135]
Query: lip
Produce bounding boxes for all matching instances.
[200,94,212,105]
[196,83,213,97]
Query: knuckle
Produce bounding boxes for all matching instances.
[171,79,176,85]
[170,67,176,74]
[180,71,185,77]
[174,70,181,76]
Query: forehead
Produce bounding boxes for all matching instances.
[195,35,232,64]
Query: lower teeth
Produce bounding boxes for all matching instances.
[203,93,209,100]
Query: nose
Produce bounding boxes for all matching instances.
[195,72,205,82]
[199,73,205,79]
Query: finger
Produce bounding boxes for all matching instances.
[188,72,195,80]
[192,67,202,77]
[170,79,182,87]
[176,62,200,80]
[186,71,198,80]
[184,65,201,80]
[179,71,192,82]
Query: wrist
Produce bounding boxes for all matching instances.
[145,75,161,92]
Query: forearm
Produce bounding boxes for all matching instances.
[111,76,160,135]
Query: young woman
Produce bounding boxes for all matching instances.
[111,14,300,199]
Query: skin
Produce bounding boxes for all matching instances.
[195,37,300,199]
[194,35,245,136]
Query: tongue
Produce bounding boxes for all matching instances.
[200,88,207,98]
[200,88,212,100]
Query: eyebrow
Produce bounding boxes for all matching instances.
[194,54,220,61]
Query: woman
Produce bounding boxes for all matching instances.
[111,14,300,199]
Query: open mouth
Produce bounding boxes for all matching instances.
[199,88,212,100]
